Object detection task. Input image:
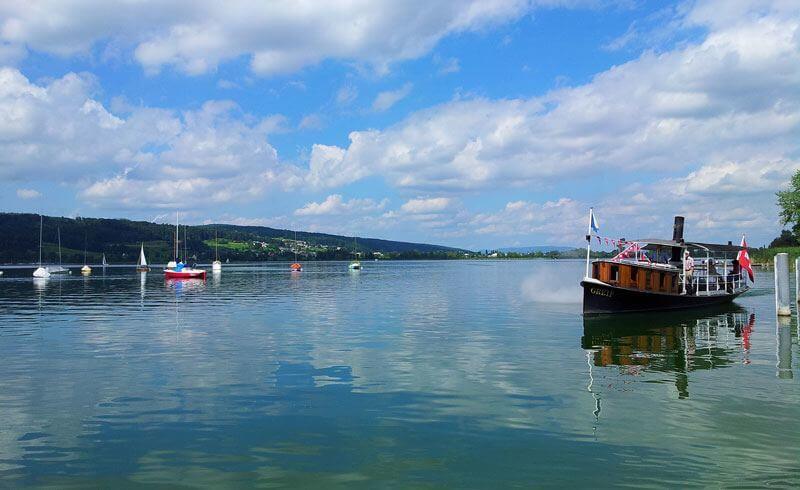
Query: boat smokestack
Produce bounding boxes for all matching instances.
[672,216,685,243]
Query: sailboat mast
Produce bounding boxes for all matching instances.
[215,229,219,261]
[174,212,179,262]
[184,225,188,263]
[295,230,298,262]
[58,227,62,266]
[38,215,43,267]
[84,233,87,264]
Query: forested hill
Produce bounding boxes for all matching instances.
[0,213,465,264]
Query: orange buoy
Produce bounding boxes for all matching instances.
[290,263,302,272]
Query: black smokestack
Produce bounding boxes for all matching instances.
[672,216,685,243]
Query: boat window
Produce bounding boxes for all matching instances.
[610,265,619,282]
[630,267,638,282]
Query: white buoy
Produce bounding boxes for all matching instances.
[775,253,791,316]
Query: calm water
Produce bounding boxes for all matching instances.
[0,260,797,488]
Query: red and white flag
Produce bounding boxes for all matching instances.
[737,235,754,282]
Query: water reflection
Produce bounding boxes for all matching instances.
[582,308,756,399]
[777,317,793,379]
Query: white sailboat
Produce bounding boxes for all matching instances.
[348,236,361,270]
[33,215,50,278]
[212,229,222,272]
[81,232,92,275]
[102,253,108,268]
[49,227,69,274]
[136,242,150,272]
[290,229,302,271]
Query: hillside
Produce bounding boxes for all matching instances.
[0,213,465,264]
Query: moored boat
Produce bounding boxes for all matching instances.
[581,214,751,315]
[164,212,206,280]
[33,215,50,278]
[349,236,361,270]
[136,242,151,272]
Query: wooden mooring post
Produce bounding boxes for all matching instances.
[775,253,791,316]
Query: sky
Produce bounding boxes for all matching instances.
[0,0,798,250]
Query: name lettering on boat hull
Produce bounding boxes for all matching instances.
[590,288,613,298]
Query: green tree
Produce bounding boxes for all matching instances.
[777,169,800,239]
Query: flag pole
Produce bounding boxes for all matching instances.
[585,207,593,279]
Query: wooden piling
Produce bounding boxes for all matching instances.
[775,253,791,316]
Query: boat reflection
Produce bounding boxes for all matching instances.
[582,307,755,398]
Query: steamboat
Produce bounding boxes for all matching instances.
[581,216,750,314]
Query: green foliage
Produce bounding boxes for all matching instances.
[769,230,799,248]
[0,213,464,264]
[777,169,800,238]
[750,246,800,266]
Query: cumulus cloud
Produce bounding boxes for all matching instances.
[308,1,800,192]
[16,188,40,199]
[400,197,452,214]
[0,0,562,76]
[294,194,388,216]
[372,83,413,112]
[0,67,300,208]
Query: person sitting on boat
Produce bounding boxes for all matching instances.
[175,261,185,272]
[707,258,720,290]
[727,259,741,292]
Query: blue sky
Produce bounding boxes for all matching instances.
[1,0,798,249]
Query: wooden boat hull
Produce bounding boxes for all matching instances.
[164,269,206,279]
[581,279,747,315]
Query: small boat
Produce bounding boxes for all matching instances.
[81,233,92,275]
[290,229,302,272]
[581,215,750,314]
[212,229,222,272]
[349,236,361,270]
[136,243,150,272]
[164,213,206,280]
[49,227,70,274]
[165,263,207,279]
[33,215,50,278]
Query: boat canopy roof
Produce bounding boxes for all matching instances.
[633,238,745,253]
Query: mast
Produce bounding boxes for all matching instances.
[184,224,188,263]
[84,232,88,265]
[215,229,219,261]
[174,212,179,262]
[585,208,593,279]
[58,227,62,266]
[294,229,298,262]
[38,214,43,267]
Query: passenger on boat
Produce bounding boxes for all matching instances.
[683,250,695,293]
[707,258,721,290]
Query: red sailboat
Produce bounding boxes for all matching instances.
[164,212,207,280]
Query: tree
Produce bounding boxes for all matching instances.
[777,169,800,239]
[769,230,799,248]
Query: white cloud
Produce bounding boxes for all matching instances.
[0,0,561,76]
[308,1,800,192]
[294,194,387,216]
[16,188,40,199]
[400,197,452,214]
[372,83,413,112]
[0,67,301,208]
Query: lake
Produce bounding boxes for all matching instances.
[0,260,797,487]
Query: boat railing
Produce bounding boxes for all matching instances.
[679,260,746,296]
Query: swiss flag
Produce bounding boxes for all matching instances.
[737,235,754,282]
